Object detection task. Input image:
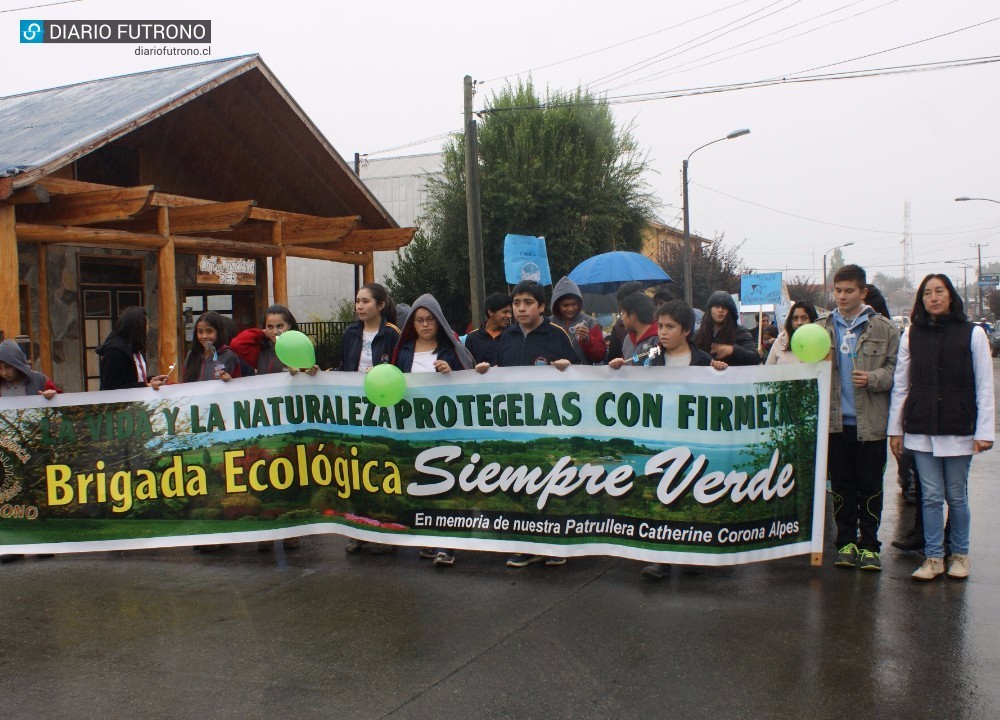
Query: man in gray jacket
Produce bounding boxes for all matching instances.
[814,264,898,572]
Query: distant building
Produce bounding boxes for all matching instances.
[288,152,444,318]
[641,219,712,267]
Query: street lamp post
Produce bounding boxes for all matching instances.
[822,242,854,309]
[682,128,750,306]
[954,197,997,318]
[945,260,973,311]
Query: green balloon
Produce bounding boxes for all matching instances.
[364,364,407,407]
[790,323,831,363]
[274,330,316,369]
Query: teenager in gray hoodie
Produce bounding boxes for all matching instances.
[550,277,607,364]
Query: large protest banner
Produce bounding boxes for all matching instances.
[0,364,830,565]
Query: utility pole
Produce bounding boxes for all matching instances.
[464,76,486,326]
[971,241,987,318]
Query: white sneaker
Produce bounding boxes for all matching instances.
[947,554,970,579]
[912,557,945,581]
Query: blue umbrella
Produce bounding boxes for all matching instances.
[568,251,671,295]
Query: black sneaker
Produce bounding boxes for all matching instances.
[641,563,671,579]
[419,548,438,559]
[544,556,567,566]
[858,549,882,572]
[506,553,545,568]
[835,543,860,568]
[891,529,924,552]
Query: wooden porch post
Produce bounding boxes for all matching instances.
[272,220,288,305]
[156,208,179,375]
[362,251,375,284]
[0,204,18,341]
[36,243,53,377]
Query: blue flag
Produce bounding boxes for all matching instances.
[503,234,552,286]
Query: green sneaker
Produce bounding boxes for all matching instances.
[835,543,860,568]
[858,549,882,572]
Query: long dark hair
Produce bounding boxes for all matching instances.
[263,304,298,331]
[784,301,818,339]
[110,306,148,354]
[360,283,397,325]
[910,274,965,327]
[693,301,736,352]
[183,311,231,382]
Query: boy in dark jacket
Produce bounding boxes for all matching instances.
[620,300,727,579]
[464,293,512,366]
[692,291,760,366]
[474,280,577,568]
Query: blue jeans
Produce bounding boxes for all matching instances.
[912,452,971,558]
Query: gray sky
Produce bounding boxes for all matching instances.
[3,0,999,286]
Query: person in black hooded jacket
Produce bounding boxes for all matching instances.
[96,306,168,391]
[692,291,760,366]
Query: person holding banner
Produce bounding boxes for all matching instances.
[888,274,994,581]
[231,304,318,376]
[611,299,728,579]
[475,280,577,568]
[549,277,607,364]
[765,302,818,365]
[341,283,400,555]
[393,294,476,567]
[464,293,512,366]
[182,312,242,383]
[692,291,761,366]
[814,265,898,572]
[340,283,399,373]
[95,306,169,391]
[607,293,659,367]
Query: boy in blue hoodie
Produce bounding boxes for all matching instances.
[815,265,899,571]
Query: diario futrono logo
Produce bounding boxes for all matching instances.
[20,20,44,43]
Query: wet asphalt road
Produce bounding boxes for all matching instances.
[1,362,998,720]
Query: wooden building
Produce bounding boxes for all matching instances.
[0,55,413,390]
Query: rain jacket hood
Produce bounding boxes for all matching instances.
[0,339,34,378]
[705,291,740,320]
[550,277,585,319]
[396,293,475,370]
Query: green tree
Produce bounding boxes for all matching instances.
[388,81,656,326]
[659,233,754,309]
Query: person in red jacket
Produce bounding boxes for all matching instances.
[231,304,319,375]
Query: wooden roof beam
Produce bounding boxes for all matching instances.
[278,215,360,245]
[16,222,167,249]
[36,177,120,195]
[164,201,257,234]
[7,185,50,205]
[172,234,281,258]
[284,245,371,266]
[21,184,156,225]
[331,228,416,253]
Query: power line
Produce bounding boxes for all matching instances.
[602,0,898,93]
[363,130,461,158]
[0,0,82,13]
[483,55,1000,112]
[692,182,1000,237]
[480,0,756,84]
[586,0,804,91]
[766,14,1000,80]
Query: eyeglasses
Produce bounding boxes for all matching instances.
[413,316,437,325]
